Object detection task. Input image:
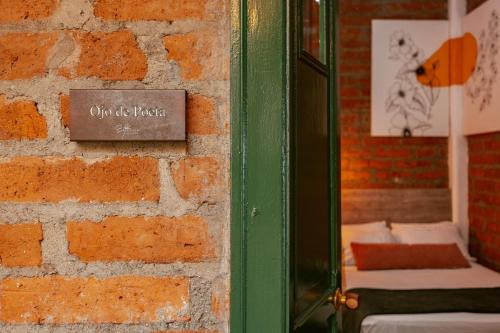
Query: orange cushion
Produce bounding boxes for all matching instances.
[351,243,471,270]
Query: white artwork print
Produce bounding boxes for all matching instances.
[371,20,450,137]
[463,0,500,135]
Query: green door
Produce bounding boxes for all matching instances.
[230,0,343,332]
[292,0,341,332]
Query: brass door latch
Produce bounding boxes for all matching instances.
[328,289,359,310]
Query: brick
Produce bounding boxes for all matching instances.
[340,87,367,98]
[469,167,483,179]
[341,170,370,182]
[416,148,438,158]
[470,153,500,164]
[0,223,42,267]
[340,98,370,109]
[171,156,220,200]
[341,49,370,62]
[0,276,189,324]
[415,170,448,180]
[374,147,412,158]
[485,169,500,179]
[368,160,393,170]
[59,94,70,127]
[164,31,215,81]
[475,179,497,193]
[340,63,370,73]
[486,222,500,234]
[341,2,383,13]
[339,15,372,27]
[187,94,218,135]
[0,156,159,202]
[211,278,228,321]
[0,0,58,23]
[57,66,72,79]
[0,95,47,139]
[94,0,208,21]
[485,139,500,151]
[484,246,500,263]
[394,160,418,169]
[68,215,215,263]
[0,32,58,80]
[72,31,147,80]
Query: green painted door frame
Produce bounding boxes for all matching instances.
[230,0,340,332]
[230,0,290,331]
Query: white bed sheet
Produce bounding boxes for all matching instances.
[344,263,500,333]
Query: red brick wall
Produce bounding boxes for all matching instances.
[466,1,500,272]
[469,133,500,271]
[0,0,229,332]
[340,0,449,189]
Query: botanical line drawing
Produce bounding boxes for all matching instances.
[466,10,499,112]
[385,31,440,136]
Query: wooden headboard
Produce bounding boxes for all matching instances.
[341,189,451,224]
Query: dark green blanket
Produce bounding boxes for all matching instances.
[342,288,500,333]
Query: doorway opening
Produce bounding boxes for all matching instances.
[338,1,500,333]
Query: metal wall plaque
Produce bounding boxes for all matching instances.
[70,89,186,141]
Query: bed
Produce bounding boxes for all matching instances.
[341,189,500,333]
[345,264,500,333]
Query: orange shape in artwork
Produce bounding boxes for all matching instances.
[416,32,478,87]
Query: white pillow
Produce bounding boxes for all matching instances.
[343,221,387,232]
[342,222,396,266]
[390,221,474,261]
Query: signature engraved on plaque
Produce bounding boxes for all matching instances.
[114,123,140,136]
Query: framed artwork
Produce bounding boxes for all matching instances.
[463,0,500,136]
[371,20,450,137]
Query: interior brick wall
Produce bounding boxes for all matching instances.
[469,133,500,271]
[466,0,500,272]
[0,0,229,332]
[339,0,449,189]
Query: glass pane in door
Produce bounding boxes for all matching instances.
[303,0,322,61]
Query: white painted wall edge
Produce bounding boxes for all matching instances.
[448,0,469,244]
